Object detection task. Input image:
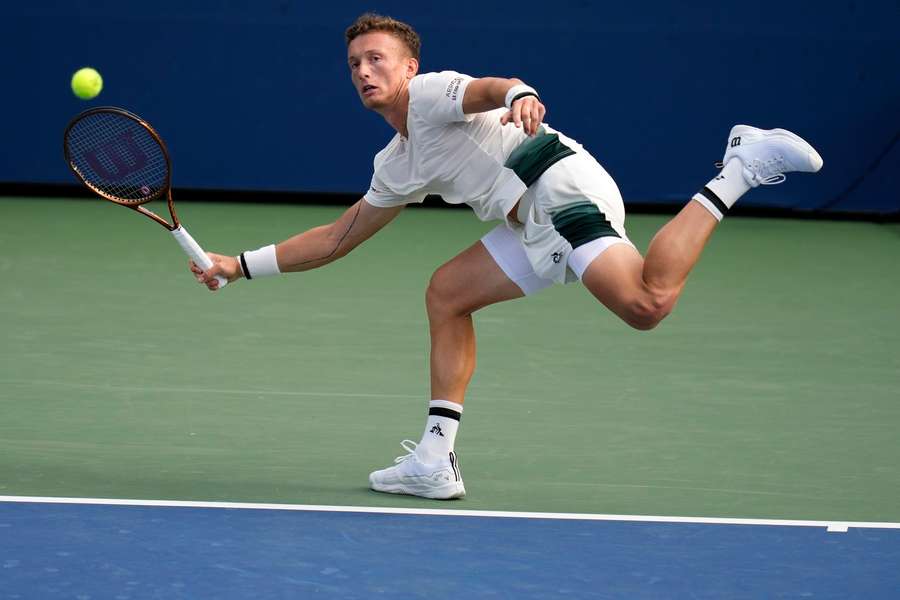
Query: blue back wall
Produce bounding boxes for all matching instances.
[5,1,899,214]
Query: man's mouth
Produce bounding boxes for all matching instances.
[362,84,377,96]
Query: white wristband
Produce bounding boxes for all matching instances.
[239,244,280,279]
[504,84,539,109]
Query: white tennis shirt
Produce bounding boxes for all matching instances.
[364,70,554,222]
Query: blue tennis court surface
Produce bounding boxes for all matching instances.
[2,498,898,599]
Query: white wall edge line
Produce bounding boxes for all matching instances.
[0,379,422,400]
[1,495,898,531]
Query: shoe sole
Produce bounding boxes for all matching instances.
[370,480,466,500]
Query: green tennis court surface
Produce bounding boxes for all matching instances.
[1,197,898,521]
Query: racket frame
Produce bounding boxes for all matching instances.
[63,106,226,288]
[63,106,183,231]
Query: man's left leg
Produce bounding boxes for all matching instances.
[577,202,717,330]
[578,124,823,330]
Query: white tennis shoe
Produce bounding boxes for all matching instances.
[720,125,823,187]
[369,440,465,500]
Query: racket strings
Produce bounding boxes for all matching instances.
[65,111,169,204]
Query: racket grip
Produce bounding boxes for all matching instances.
[171,225,228,289]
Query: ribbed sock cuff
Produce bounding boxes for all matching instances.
[428,399,463,420]
[693,187,728,221]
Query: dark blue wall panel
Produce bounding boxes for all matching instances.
[4,1,898,213]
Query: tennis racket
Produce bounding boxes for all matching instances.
[63,106,226,288]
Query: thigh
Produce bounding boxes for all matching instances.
[579,242,650,316]
[431,234,530,315]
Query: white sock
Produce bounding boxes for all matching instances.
[415,399,462,464]
[692,158,751,221]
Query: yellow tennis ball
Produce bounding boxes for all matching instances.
[71,67,103,100]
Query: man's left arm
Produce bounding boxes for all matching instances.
[462,77,546,136]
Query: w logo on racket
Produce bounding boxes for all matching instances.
[83,130,148,182]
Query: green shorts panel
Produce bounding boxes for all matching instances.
[551,202,620,249]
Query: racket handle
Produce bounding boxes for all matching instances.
[171,225,228,289]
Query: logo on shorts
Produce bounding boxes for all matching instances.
[551,251,563,264]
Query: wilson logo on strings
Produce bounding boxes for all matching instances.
[83,130,148,181]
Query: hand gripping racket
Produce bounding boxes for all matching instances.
[63,106,227,288]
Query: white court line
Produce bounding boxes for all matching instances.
[1,495,897,533]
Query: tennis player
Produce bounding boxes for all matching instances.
[193,13,823,500]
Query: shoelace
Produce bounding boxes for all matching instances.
[394,439,419,463]
[713,158,787,185]
[747,156,788,185]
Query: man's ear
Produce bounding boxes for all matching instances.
[406,57,419,79]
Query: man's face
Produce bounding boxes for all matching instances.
[347,32,417,109]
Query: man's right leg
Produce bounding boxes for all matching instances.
[426,229,557,405]
[369,228,549,499]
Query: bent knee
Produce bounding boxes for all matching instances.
[622,292,676,331]
[625,309,667,331]
[426,267,466,317]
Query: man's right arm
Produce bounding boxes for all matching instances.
[194,199,403,290]
[277,198,403,272]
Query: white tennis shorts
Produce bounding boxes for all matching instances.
[482,147,635,295]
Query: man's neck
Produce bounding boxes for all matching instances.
[377,86,410,138]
